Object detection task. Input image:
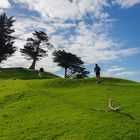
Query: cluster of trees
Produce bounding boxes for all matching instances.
[0,13,89,78]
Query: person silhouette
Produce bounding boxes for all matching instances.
[94,64,101,83]
[38,67,44,78]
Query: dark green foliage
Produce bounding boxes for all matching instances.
[0,13,16,63]
[69,66,90,78]
[53,50,89,78]
[20,31,53,69]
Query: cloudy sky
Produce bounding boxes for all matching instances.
[0,0,140,81]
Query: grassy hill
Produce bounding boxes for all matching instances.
[0,70,140,140]
[0,67,59,79]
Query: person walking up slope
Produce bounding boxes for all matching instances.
[38,67,44,78]
[94,64,101,83]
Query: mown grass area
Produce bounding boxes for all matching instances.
[0,76,140,140]
[0,67,59,79]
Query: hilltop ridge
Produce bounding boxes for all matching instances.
[0,67,59,80]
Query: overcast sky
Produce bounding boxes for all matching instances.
[0,0,140,81]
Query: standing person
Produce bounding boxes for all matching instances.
[38,67,44,78]
[94,64,101,83]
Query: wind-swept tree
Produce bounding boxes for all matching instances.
[20,31,53,69]
[0,13,16,63]
[53,50,89,78]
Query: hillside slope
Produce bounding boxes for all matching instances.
[0,67,59,79]
[0,78,140,140]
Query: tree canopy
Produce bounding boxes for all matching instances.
[53,50,89,78]
[0,13,16,63]
[20,31,53,69]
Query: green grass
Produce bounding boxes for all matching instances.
[0,67,59,79]
[0,68,140,140]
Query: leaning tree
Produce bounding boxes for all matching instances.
[53,50,89,78]
[0,13,16,63]
[20,31,53,69]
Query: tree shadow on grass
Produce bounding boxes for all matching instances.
[116,111,135,120]
[91,108,135,120]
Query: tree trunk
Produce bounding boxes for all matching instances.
[29,39,41,70]
[64,67,67,78]
[29,59,36,70]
